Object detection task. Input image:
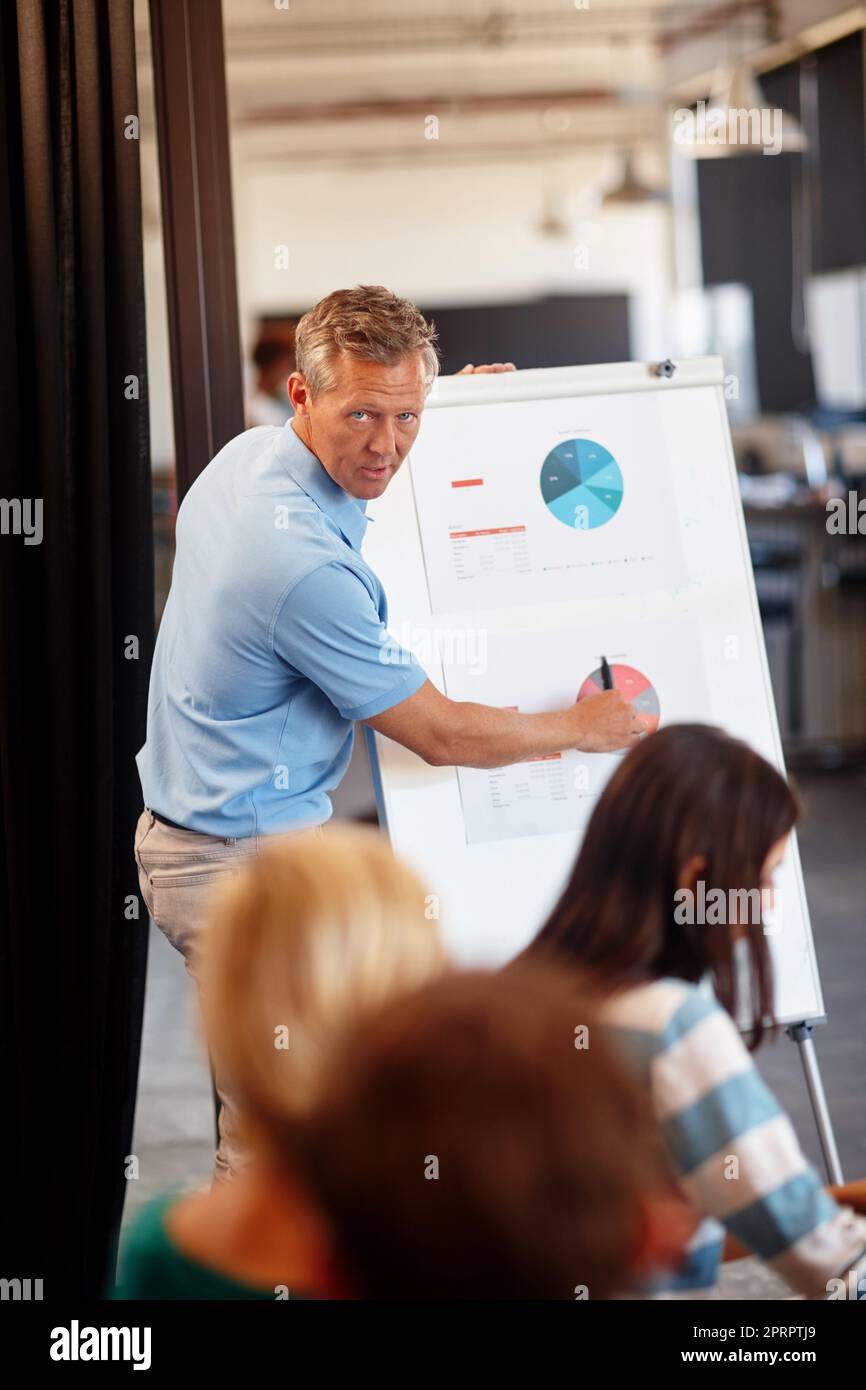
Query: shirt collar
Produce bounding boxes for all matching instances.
[274,421,371,553]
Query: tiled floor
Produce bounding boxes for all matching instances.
[124,766,866,1299]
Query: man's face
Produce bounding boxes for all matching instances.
[288,353,427,501]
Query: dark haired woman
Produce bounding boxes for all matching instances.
[523,723,866,1299]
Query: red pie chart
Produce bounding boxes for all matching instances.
[578,662,661,733]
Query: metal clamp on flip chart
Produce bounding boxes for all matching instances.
[652,359,677,379]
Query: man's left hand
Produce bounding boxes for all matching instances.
[455,362,517,374]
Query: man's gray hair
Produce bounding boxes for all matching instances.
[295,285,439,396]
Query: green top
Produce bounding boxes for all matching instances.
[111,1191,311,1301]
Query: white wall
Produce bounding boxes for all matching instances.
[232,152,673,362]
[140,132,683,472]
[142,147,675,470]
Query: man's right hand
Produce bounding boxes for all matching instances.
[571,690,647,753]
[364,678,649,770]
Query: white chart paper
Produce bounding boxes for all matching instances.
[410,390,687,615]
[443,616,710,845]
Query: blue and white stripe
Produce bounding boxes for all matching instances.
[602,978,866,1298]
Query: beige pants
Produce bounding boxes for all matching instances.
[134,807,287,1182]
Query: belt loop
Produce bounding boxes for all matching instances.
[146,807,155,828]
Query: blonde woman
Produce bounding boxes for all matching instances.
[114,825,446,1300]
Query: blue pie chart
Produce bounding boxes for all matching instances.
[540,439,624,529]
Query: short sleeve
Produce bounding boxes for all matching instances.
[272,561,427,721]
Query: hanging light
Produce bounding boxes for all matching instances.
[601,151,666,206]
[674,63,808,159]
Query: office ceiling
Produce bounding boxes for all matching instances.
[136,1,776,168]
[217,0,772,165]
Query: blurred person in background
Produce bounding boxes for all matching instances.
[114,826,446,1299]
[298,964,696,1300]
[523,724,866,1300]
[246,328,297,427]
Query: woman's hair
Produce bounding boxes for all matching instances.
[299,965,670,1300]
[526,724,801,1047]
[199,825,448,1158]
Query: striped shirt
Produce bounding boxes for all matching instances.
[602,978,866,1299]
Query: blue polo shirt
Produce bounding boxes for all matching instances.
[136,423,427,836]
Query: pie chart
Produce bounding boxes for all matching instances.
[578,662,661,733]
[540,439,623,529]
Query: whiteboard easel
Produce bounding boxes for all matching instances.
[363,357,841,1180]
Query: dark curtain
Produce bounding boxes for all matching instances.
[0,0,152,1297]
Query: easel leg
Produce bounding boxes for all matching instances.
[786,1022,844,1184]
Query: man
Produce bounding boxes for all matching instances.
[135,285,645,1179]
